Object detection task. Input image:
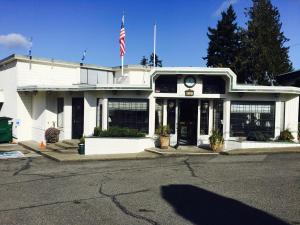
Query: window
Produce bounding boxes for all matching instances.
[108,99,149,133]
[96,99,103,130]
[155,99,163,130]
[230,101,275,137]
[57,98,64,128]
[213,100,223,132]
[202,76,225,94]
[200,100,209,135]
[155,75,177,93]
[167,99,176,134]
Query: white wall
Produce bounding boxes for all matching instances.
[114,68,150,85]
[31,92,47,141]
[17,61,80,86]
[284,95,299,141]
[84,92,97,136]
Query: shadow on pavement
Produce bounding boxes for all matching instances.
[161,184,289,225]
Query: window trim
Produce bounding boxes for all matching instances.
[229,101,276,138]
[107,98,150,134]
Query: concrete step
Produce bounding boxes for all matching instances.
[55,148,78,154]
[55,142,77,149]
[46,143,62,151]
[19,141,53,153]
[62,139,80,147]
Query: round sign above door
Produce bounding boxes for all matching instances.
[184,76,196,88]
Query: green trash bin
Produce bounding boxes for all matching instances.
[0,117,13,143]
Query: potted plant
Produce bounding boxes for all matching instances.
[78,136,85,155]
[156,125,170,149]
[209,130,224,152]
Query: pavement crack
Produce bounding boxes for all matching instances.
[0,196,105,213]
[98,180,158,225]
[183,158,197,177]
[13,158,32,176]
[20,173,55,178]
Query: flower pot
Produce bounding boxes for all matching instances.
[160,136,170,149]
[210,142,224,152]
[78,143,85,155]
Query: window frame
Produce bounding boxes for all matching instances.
[230,101,276,138]
[57,97,64,128]
[108,98,149,133]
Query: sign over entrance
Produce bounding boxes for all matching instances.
[185,89,194,96]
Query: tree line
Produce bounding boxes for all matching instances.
[204,0,292,85]
[139,0,292,85]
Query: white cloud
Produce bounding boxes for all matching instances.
[213,0,238,17]
[0,33,32,49]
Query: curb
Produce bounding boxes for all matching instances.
[145,149,219,156]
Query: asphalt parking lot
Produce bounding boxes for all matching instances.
[0,153,299,225]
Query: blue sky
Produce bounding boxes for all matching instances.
[0,0,299,69]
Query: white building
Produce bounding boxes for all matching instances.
[0,54,299,150]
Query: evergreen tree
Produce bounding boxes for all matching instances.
[149,53,163,67]
[140,56,148,66]
[204,5,241,80]
[245,0,292,85]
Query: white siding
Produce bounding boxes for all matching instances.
[17,61,80,86]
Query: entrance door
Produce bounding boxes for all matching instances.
[178,99,198,145]
[72,98,84,139]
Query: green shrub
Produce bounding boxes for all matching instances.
[45,127,60,143]
[94,127,101,136]
[278,129,294,142]
[94,127,146,138]
[209,129,224,145]
[247,131,268,141]
[155,125,170,137]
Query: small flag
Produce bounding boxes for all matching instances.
[119,15,126,57]
[81,50,87,61]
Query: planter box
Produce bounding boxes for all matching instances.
[224,140,300,151]
[85,137,155,155]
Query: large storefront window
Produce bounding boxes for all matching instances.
[155,75,177,93]
[155,99,163,130]
[200,100,209,135]
[230,101,275,138]
[167,99,176,134]
[108,99,149,133]
[202,76,225,94]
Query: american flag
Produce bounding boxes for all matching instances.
[119,15,126,57]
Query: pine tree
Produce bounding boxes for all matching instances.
[245,0,293,85]
[204,5,241,80]
[140,56,148,66]
[149,53,163,67]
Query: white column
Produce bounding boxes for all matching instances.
[208,100,213,135]
[274,101,281,139]
[63,93,72,139]
[102,98,108,130]
[84,92,97,136]
[284,95,299,141]
[223,100,230,140]
[163,99,167,126]
[148,97,155,136]
[197,99,201,145]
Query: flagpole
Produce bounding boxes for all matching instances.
[121,12,125,76]
[153,23,156,67]
[121,55,124,76]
